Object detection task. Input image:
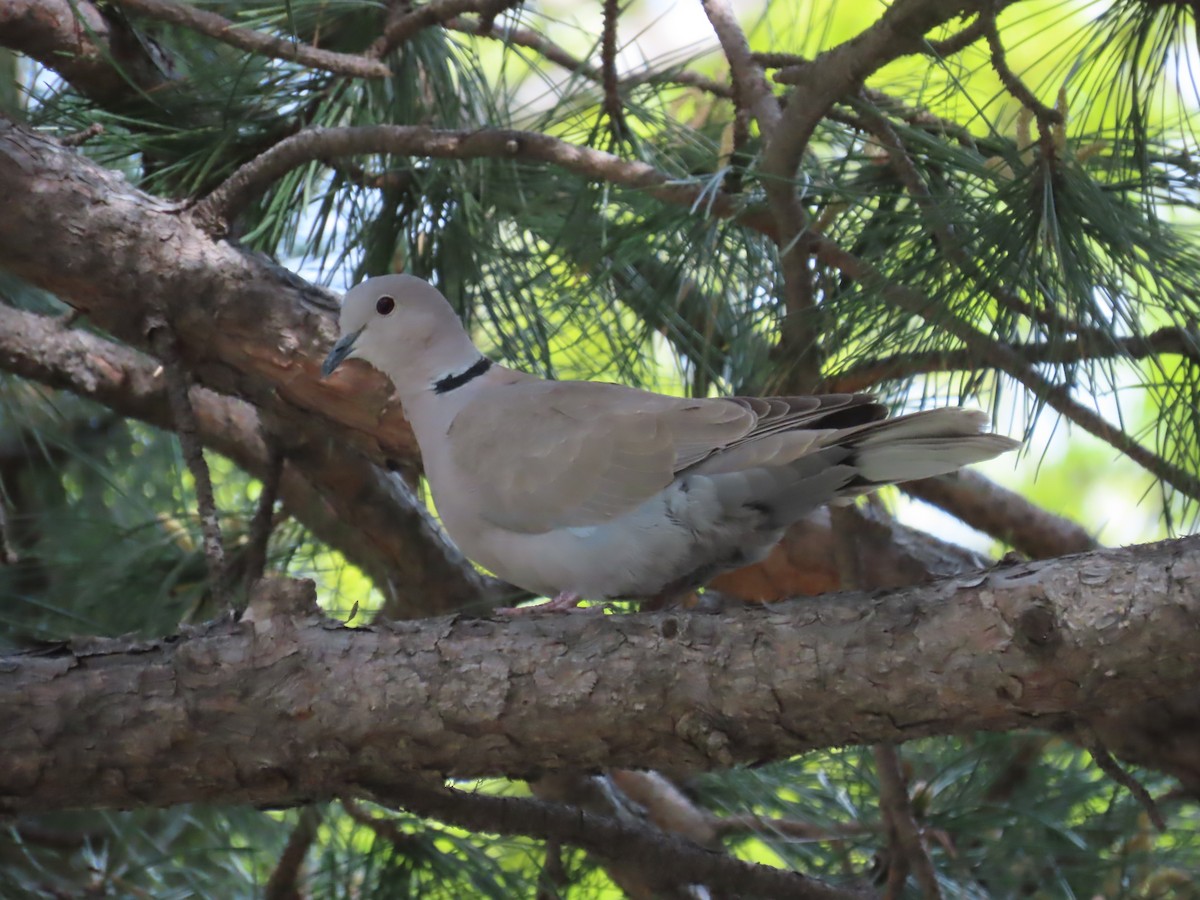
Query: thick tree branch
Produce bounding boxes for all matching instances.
[0,0,175,107]
[115,0,391,78]
[4,537,1200,812]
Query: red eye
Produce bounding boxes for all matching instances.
[376,295,396,315]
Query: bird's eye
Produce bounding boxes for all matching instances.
[376,295,396,315]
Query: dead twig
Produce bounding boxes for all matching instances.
[1075,724,1167,832]
[600,0,628,142]
[147,320,228,604]
[263,806,323,900]
[243,440,284,586]
[874,744,942,899]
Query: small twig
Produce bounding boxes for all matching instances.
[712,813,871,843]
[700,0,780,138]
[1075,725,1167,832]
[600,0,628,141]
[446,17,732,96]
[115,0,390,78]
[980,11,1060,158]
[263,806,322,900]
[536,838,569,900]
[368,780,872,900]
[369,0,522,58]
[59,123,105,147]
[341,798,422,852]
[243,440,284,586]
[147,320,228,603]
[874,745,942,900]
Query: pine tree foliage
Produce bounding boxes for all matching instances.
[1,0,1200,897]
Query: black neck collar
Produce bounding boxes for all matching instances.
[433,357,492,394]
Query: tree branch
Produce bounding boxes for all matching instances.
[115,0,391,78]
[446,16,732,97]
[600,0,628,140]
[904,471,1098,560]
[4,537,1200,812]
[820,327,1200,393]
[369,0,522,58]
[809,234,1200,502]
[148,321,230,603]
[873,744,941,899]
[700,0,780,137]
[0,0,175,107]
[263,806,322,900]
[193,124,755,235]
[372,781,870,900]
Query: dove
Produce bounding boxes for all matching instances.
[322,274,1019,612]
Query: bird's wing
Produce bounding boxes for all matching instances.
[446,380,757,532]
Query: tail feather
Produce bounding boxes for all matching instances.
[851,408,1019,484]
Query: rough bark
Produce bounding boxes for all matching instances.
[3,537,1199,814]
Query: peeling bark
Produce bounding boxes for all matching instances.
[3,538,1200,813]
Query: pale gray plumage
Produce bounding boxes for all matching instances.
[323,274,1020,609]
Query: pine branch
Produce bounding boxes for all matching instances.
[193,124,756,235]
[369,781,873,900]
[904,472,1099,560]
[810,235,1200,503]
[600,0,628,141]
[147,321,229,604]
[0,0,175,106]
[369,0,523,58]
[446,16,732,96]
[244,440,284,587]
[873,745,941,900]
[980,10,1062,140]
[758,0,1007,388]
[5,538,1200,807]
[115,0,391,78]
[263,806,322,900]
[700,0,780,137]
[822,327,1200,392]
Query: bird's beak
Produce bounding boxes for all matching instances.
[322,326,364,377]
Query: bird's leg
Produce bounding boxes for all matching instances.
[496,591,584,615]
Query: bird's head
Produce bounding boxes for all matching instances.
[322,274,478,389]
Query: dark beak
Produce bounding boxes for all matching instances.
[322,327,363,377]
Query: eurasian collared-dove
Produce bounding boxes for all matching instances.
[323,275,1019,611]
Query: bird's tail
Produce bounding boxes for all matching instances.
[849,408,1020,485]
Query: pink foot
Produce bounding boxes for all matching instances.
[496,591,585,615]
